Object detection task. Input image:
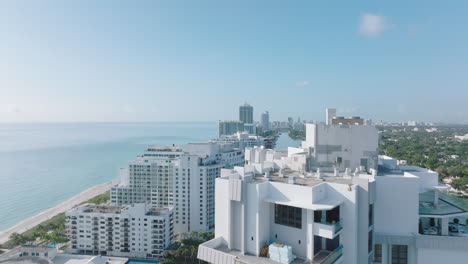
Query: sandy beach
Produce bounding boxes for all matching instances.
[0,180,118,244]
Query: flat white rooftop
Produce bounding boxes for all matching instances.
[251,168,354,187]
[52,254,127,264]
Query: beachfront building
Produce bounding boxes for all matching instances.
[66,203,173,259]
[198,151,375,264]
[197,110,468,264]
[210,132,266,150]
[373,156,468,264]
[110,143,244,235]
[219,121,245,136]
[0,245,57,263]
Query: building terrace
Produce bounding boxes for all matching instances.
[251,168,354,187]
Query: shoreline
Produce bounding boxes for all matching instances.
[0,180,118,244]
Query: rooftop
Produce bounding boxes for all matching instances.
[80,204,126,214]
[419,190,468,216]
[0,256,51,264]
[146,145,184,152]
[52,255,127,264]
[251,168,354,187]
[146,207,171,216]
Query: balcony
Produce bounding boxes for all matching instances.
[419,216,468,237]
[313,220,343,239]
[313,245,343,264]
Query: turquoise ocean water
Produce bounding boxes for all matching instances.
[0,123,298,231]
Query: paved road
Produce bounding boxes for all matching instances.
[0,180,118,244]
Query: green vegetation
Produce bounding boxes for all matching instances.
[1,213,68,249]
[161,231,213,264]
[260,130,278,137]
[0,191,111,249]
[59,244,69,251]
[288,129,305,140]
[81,191,110,205]
[379,126,468,191]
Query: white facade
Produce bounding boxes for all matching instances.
[111,143,244,235]
[303,123,379,172]
[325,108,336,125]
[66,203,173,259]
[372,156,468,264]
[198,163,374,264]
[197,109,468,264]
[210,132,266,150]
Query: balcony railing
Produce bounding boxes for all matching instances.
[314,245,343,264]
[313,220,343,239]
[319,219,342,232]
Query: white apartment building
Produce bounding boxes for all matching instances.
[302,123,379,172]
[210,132,266,150]
[198,153,375,264]
[111,143,244,235]
[66,203,173,259]
[198,111,468,264]
[373,156,468,264]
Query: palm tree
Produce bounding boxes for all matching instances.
[181,232,188,241]
[10,233,24,245]
[190,247,198,260]
[37,224,46,232]
[200,232,210,241]
[191,231,199,240]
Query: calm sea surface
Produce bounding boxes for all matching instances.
[0,123,298,231]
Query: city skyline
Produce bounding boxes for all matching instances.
[1,1,468,123]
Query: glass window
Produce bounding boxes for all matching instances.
[374,244,382,263]
[391,245,408,264]
[274,204,302,229]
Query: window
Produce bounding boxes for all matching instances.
[274,204,302,229]
[369,204,374,226]
[391,245,408,264]
[368,230,373,253]
[374,244,382,263]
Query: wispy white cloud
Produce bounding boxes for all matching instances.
[0,104,22,113]
[296,81,310,87]
[359,13,388,37]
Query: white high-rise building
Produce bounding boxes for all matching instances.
[260,111,270,131]
[197,110,468,264]
[302,122,379,172]
[326,108,336,125]
[66,203,173,259]
[111,143,244,235]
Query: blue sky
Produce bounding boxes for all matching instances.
[0,1,467,123]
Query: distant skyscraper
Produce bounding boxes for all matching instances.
[326,108,337,125]
[239,103,253,124]
[260,111,270,131]
[218,120,244,136]
[287,117,294,127]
